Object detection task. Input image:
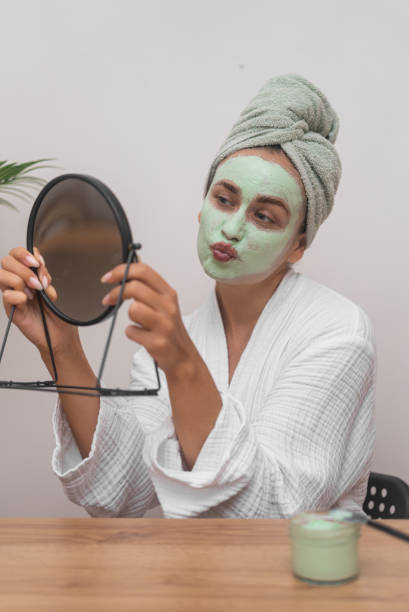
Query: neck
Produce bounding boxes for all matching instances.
[215,265,290,338]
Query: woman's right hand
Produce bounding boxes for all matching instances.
[0,246,80,356]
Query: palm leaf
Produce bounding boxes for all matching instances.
[7,176,47,187]
[0,185,39,202]
[0,158,62,212]
[0,158,57,182]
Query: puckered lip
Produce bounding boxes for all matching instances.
[210,242,238,259]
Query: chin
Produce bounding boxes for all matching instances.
[202,268,275,286]
[221,275,271,286]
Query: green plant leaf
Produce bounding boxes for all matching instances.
[0,158,62,211]
[0,185,37,202]
[8,176,47,187]
[0,158,59,182]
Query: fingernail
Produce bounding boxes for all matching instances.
[29,276,43,291]
[101,272,112,283]
[24,287,34,300]
[41,275,48,290]
[102,294,110,304]
[38,254,45,266]
[25,255,40,268]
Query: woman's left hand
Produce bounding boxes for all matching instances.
[100,261,195,376]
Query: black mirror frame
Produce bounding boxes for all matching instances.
[0,174,161,398]
[27,173,133,327]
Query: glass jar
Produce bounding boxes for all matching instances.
[289,511,361,585]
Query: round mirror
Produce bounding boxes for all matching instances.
[26,174,135,326]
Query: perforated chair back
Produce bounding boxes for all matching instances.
[363,471,409,519]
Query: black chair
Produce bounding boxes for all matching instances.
[363,471,409,519]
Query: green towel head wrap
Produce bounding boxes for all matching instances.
[204,74,342,250]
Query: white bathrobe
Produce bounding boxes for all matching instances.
[52,267,376,519]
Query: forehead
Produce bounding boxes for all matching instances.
[219,147,305,196]
[213,155,303,205]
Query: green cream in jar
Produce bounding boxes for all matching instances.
[289,511,361,585]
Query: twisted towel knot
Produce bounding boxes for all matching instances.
[204,74,342,249]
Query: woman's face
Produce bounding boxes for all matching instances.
[197,151,305,284]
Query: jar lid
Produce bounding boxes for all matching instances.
[290,511,361,540]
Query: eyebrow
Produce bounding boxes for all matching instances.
[214,180,289,217]
[215,180,240,195]
[256,195,290,217]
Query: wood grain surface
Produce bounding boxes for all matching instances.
[0,518,408,611]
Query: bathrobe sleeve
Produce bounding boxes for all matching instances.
[143,325,377,518]
[51,345,172,518]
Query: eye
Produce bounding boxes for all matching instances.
[255,212,275,224]
[217,196,234,207]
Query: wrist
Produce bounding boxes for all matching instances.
[165,352,198,383]
[39,332,82,364]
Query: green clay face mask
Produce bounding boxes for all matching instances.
[197,155,304,284]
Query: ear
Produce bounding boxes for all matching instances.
[288,233,306,264]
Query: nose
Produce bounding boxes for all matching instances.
[221,210,246,242]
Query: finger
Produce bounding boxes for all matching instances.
[32,247,58,304]
[46,285,58,302]
[127,299,158,330]
[101,279,166,312]
[2,288,30,311]
[9,246,41,270]
[33,246,45,267]
[0,257,43,294]
[24,287,35,300]
[33,246,52,287]
[124,323,151,349]
[5,247,46,292]
[102,262,174,296]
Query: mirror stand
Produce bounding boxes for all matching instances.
[0,243,161,397]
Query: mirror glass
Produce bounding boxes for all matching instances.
[29,176,129,325]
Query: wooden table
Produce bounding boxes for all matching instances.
[1,518,409,611]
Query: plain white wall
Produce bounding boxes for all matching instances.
[0,0,408,517]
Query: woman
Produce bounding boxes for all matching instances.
[0,74,376,519]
